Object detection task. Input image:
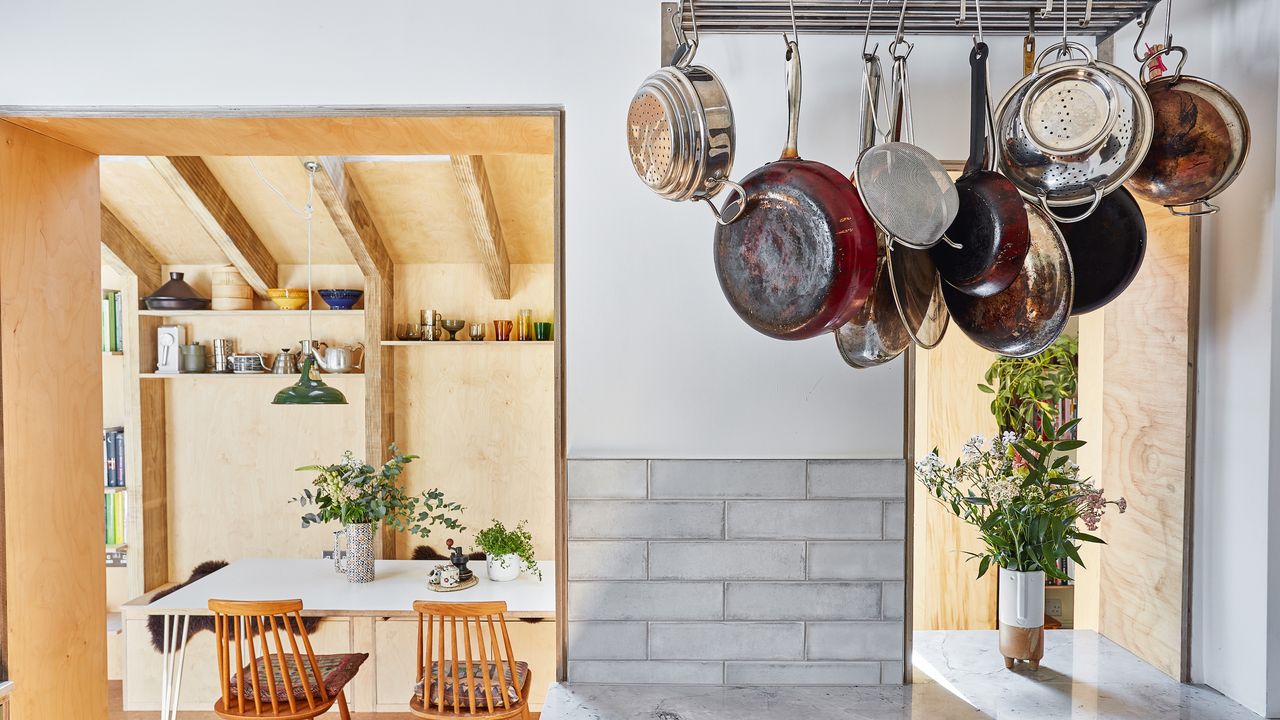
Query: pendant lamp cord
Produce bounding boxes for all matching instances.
[249,158,318,354]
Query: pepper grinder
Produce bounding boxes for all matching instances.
[446,538,473,580]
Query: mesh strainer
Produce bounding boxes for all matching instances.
[854,43,959,250]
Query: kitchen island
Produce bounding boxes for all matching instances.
[120,558,556,715]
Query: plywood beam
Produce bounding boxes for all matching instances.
[148,156,277,297]
[100,205,163,297]
[305,156,398,559]
[450,155,512,299]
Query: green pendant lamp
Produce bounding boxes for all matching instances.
[273,161,348,405]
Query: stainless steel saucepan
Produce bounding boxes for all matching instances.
[627,0,742,223]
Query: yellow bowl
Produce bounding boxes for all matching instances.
[267,288,309,311]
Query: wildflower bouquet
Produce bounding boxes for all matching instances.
[915,418,1125,582]
[292,444,465,538]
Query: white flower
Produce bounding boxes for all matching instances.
[1002,431,1018,445]
[962,434,985,460]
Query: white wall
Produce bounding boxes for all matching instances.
[0,0,1047,461]
[1110,1,1279,715]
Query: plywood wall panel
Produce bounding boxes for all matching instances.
[912,330,999,631]
[0,120,108,719]
[391,263,555,558]
[1093,203,1192,679]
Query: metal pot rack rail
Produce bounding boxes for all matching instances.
[660,0,1158,54]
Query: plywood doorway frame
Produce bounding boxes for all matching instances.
[901,161,1200,683]
[0,105,569,719]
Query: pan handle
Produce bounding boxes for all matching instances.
[781,38,802,160]
[1167,200,1219,217]
[1035,40,1095,72]
[1033,185,1102,224]
[885,243,946,351]
[700,180,747,225]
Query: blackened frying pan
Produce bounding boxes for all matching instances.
[1055,186,1146,315]
[932,42,1030,298]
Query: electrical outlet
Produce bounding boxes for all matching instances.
[1046,597,1063,617]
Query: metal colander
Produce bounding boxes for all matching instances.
[627,89,678,189]
[996,42,1153,213]
[1022,69,1119,156]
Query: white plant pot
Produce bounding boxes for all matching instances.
[486,553,521,582]
[998,567,1046,668]
[998,567,1046,628]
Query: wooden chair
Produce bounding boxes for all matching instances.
[410,601,532,720]
[209,599,367,720]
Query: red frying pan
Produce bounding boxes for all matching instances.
[713,38,878,340]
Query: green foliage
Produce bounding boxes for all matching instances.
[978,335,1078,434]
[292,444,465,539]
[915,417,1125,581]
[473,519,541,580]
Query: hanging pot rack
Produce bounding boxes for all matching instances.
[660,0,1157,57]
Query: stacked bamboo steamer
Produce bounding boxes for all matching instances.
[211,265,253,310]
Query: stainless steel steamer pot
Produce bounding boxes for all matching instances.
[627,0,740,221]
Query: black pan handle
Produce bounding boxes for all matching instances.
[966,42,990,175]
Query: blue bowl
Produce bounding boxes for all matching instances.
[318,289,363,310]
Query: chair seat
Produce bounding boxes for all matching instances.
[413,661,530,707]
[230,652,367,703]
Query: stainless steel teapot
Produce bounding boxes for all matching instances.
[310,341,364,374]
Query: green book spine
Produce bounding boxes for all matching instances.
[104,493,112,545]
[101,296,110,352]
[116,493,126,544]
[113,291,124,353]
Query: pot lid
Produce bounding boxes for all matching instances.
[146,272,207,300]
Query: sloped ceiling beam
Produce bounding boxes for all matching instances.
[148,156,277,297]
[305,156,398,559]
[100,205,164,297]
[449,155,511,300]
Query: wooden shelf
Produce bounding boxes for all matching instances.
[103,486,127,494]
[138,372,365,380]
[103,351,124,356]
[138,309,363,318]
[382,340,553,346]
[105,543,128,551]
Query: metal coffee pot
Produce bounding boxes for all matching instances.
[310,341,364,374]
[271,347,300,374]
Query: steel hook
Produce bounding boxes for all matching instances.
[862,0,879,58]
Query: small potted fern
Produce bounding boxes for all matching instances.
[473,520,541,582]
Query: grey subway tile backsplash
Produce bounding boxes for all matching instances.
[650,459,806,498]
[565,458,906,686]
[567,459,649,498]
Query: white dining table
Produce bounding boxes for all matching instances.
[132,558,555,719]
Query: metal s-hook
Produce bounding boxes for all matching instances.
[1038,0,1053,19]
[1078,0,1093,28]
[889,0,913,59]
[1134,0,1176,63]
[955,0,965,27]
[862,0,879,58]
[667,0,699,67]
[783,0,800,44]
[973,0,984,46]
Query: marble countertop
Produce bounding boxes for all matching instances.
[123,558,555,618]
[540,631,1261,720]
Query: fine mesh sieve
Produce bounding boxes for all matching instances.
[854,42,958,250]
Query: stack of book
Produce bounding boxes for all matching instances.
[104,427,125,488]
[104,427,127,550]
[102,289,124,353]
[1047,558,1075,586]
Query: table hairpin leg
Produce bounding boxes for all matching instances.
[159,613,191,720]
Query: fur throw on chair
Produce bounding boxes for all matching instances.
[412,545,485,562]
[148,560,321,652]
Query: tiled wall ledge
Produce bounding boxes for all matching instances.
[566,458,906,686]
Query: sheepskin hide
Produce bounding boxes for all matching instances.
[148,560,320,652]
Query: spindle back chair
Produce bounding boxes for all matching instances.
[209,598,365,720]
[410,601,531,720]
